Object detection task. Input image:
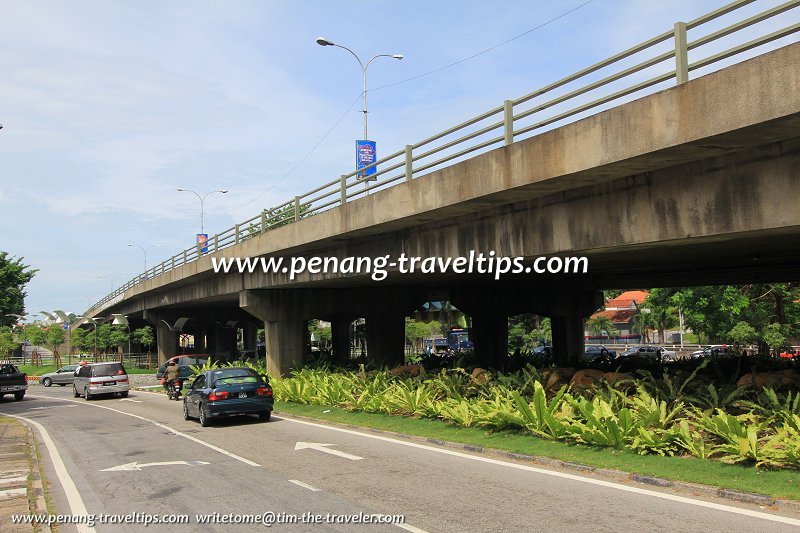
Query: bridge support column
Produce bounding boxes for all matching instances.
[264,320,305,376]
[214,325,238,361]
[156,325,177,365]
[242,324,258,352]
[470,312,508,370]
[551,316,586,367]
[331,317,353,364]
[365,316,405,368]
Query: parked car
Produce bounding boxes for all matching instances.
[617,345,676,362]
[40,364,79,387]
[72,362,130,400]
[0,363,27,401]
[582,345,616,364]
[183,367,273,427]
[156,355,210,381]
[689,345,734,359]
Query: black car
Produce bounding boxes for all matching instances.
[183,367,273,427]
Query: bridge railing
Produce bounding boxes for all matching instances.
[88,0,800,315]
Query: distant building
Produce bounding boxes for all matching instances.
[586,290,649,342]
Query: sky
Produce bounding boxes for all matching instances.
[1,0,797,320]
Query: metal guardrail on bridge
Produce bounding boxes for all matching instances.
[87,0,800,315]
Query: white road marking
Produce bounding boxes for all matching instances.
[294,442,363,461]
[100,460,210,472]
[274,416,800,527]
[119,398,143,403]
[29,405,77,410]
[0,487,27,499]
[288,479,321,492]
[0,411,96,533]
[28,394,260,467]
[396,523,430,533]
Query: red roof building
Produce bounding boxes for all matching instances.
[586,290,649,341]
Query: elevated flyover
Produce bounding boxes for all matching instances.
[86,3,800,373]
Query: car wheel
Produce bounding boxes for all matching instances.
[42,377,52,387]
[183,401,192,420]
[119,391,128,398]
[258,411,271,422]
[84,388,92,401]
[13,391,25,401]
[72,385,80,398]
[199,405,211,427]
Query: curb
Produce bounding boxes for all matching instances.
[273,410,800,515]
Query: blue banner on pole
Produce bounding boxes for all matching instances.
[197,233,208,253]
[356,140,377,180]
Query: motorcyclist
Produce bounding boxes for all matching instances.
[163,360,181,396]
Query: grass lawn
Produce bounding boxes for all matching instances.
[276,401,800,501]
[18,364,155,375]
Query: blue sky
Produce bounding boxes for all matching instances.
[1,0,797,319]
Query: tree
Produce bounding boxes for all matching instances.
[108,325,129,353]
[47,325,66,356]
[586,315,618,340]
[643,289,678,344]
[0,327,16,358]
[71,327,91,354]
[132,326,155,352]
[405,319,441,352]
[727,321,757,352]
[762,323,787,354]
[0,252,37,325]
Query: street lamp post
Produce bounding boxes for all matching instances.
[176,188,228,236]
[316,38,403,141]
[316,38,402,192]
[128,243,162,277]
[98,276,123,292]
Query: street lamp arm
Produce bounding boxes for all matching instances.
[365,53,403,70]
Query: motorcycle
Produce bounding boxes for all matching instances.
[166,379,183,401]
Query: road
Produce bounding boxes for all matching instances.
[1,387,799,532]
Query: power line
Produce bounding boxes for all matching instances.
[238,0,596,210]
[370,0,596,92]
[234,92,363,210]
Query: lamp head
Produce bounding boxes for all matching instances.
[316,37,334,46]
[220,189,228,194]
[392,54,404,60]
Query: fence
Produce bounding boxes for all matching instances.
[87,0,800,315]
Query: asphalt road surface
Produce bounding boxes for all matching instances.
[2,387,800,532]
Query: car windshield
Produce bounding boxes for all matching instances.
[210,368,259,386]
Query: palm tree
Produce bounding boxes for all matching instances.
[587,315,618,341]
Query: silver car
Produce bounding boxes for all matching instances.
[72,362,130,400]
[39,364,79,387]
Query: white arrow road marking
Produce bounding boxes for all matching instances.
[100,460,210,472]
[119,399,143,403]
[294,442,363,461]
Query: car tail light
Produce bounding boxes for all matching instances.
[256,387,273,397]
[208,390,229,401]
[117,377,128,383]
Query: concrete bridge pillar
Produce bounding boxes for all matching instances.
[213,324,238,361]
[240,290,307,376]
[330,318,353,364]
[156,324,177,365]
[470,312,509,370]
[551,316,586,367]
[242,324,258,353]
[365,316,405,368]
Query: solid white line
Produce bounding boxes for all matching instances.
[0,412,96,533]
[288,479,320,492]
[273,416,800,526]
[29,395,260,467]
[395,523,429,533]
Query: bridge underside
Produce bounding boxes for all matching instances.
[95,43,800,374]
